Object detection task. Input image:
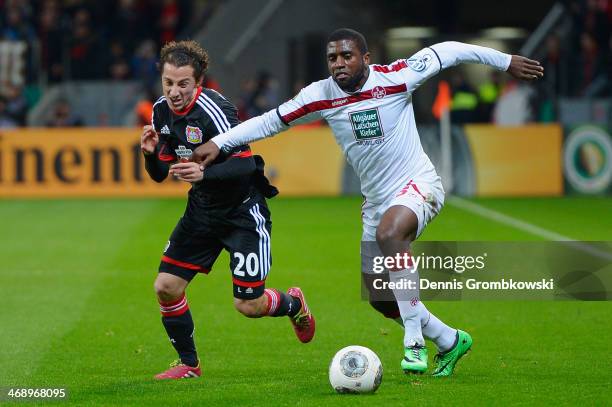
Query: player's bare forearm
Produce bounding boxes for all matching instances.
[507,55,544,81]
[192,140,220,167]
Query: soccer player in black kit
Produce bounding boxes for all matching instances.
[141,40,315,379]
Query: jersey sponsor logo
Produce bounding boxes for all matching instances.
[332,98,349,107]
[175,145,193,161]
[371,86,386,99]
[407,54,432,72]
[349,108,385,143]
[160,125,171,134]
[185,125,203,144]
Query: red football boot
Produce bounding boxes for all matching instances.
[287,287,315,343]
[154,360,201,380]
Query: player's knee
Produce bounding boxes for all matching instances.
[234,297,264,318]
[376,207,419,246]
[154,277,183,301]
[375,224,403,246]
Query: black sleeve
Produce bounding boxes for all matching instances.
[144,151,170,182]
[202,154,255,181]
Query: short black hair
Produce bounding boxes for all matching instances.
[327,28,368,54]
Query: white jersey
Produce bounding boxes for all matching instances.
[212,41,511,203]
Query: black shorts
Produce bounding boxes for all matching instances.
[159,196,272,300]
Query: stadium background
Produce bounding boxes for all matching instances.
[1,0,611,405]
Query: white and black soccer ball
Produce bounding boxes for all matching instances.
[329,345,383,394]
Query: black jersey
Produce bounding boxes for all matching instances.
[145,87,258,220]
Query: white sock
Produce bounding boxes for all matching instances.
[389,267,424,347]
[418,302,457,352]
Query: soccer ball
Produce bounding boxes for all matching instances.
[329,345,383,394]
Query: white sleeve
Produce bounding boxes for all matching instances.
[211,109,287,150]
[430,41,512,71]
[401,41,512,93]
[276,84,323,126]
[211,84,323,150]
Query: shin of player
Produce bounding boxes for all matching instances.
[155,273,198,369]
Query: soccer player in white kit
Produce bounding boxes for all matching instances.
[193,28,543,376]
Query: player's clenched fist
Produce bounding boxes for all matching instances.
[141,125,159,155]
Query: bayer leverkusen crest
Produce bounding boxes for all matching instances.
[185,125,203,144]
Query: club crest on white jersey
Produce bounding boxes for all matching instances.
[371,86,386,99]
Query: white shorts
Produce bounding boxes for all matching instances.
[361,177,445,242]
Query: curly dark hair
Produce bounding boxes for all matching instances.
[158,40,209,81]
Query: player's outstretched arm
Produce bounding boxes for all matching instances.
[431,41,512,72]
[507,55,544,81]
[429,43,544,81]
[193,108,287,166]
[194,81,324,167]
[406,41,515,93]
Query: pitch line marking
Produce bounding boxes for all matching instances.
[448,196,612,262]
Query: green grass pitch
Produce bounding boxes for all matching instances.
[1,196,611,405]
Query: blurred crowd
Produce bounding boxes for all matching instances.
[236,72,280,121]
[0,83,28,127]
[0,0,220,83]
[535,0,612,121]
[1,0,610,128]
[433,0,612,125]
[0,0,221,128]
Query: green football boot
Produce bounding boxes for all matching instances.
[432,330,472,377]
[401,344,428,374]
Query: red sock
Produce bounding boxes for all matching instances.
[264,288,301,317]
